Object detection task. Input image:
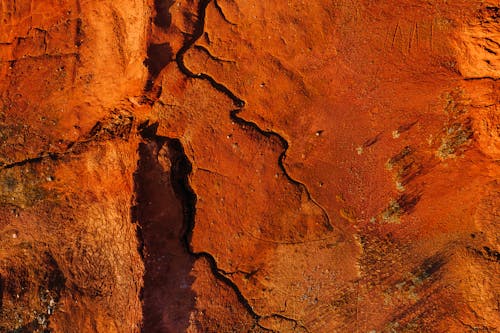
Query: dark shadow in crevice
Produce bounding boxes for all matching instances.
[134,123,263,329]
[165,138,263,326]
[134,134,195,333]
[154,0,175,28]
[144,43,173,80]
[143,0,175,92]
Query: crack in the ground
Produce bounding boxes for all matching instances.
[463,76,499,81]
[158,135,275,332]
[166,139,309,332]
[213,0,237,26]
[230,109,334,231]
[0,111,134,171]
[194,44,236,63]
[162,0,335,330]
[0,153,60,171]
[261,314,311,333]
[176,0,333,232]
[175,1,244,107]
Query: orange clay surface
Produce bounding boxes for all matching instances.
[0,0,499,332]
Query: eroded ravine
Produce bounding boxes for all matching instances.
[139,0,267,330]
[138,0,341,330]
[135,122,275,331]
[145,0,353,329]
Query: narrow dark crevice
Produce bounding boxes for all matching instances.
[135,123,268,330]
[74,18,83,47]
[229,109,333,231]
[153,0,175,28]
[175,0,245,107]
[133,132,196,333]
[1,113,134,171]
[172,136,308,331]
[194,44,236,63]
[0,153,59,170]
[143,0,176,94]
[139,0,324,330]
[213,0,237,26]
[463,76,499,81]
[144,43,173,79]
[168,137,265,323]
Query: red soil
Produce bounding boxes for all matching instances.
[0,0,498,332]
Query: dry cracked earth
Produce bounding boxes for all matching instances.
[0,0,499,332]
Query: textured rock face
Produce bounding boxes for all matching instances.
[0,0,498,332]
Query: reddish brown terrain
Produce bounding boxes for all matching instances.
[0,0,499,332]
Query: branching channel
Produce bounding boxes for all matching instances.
[175,0,333,232]
[139,0,332,330]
